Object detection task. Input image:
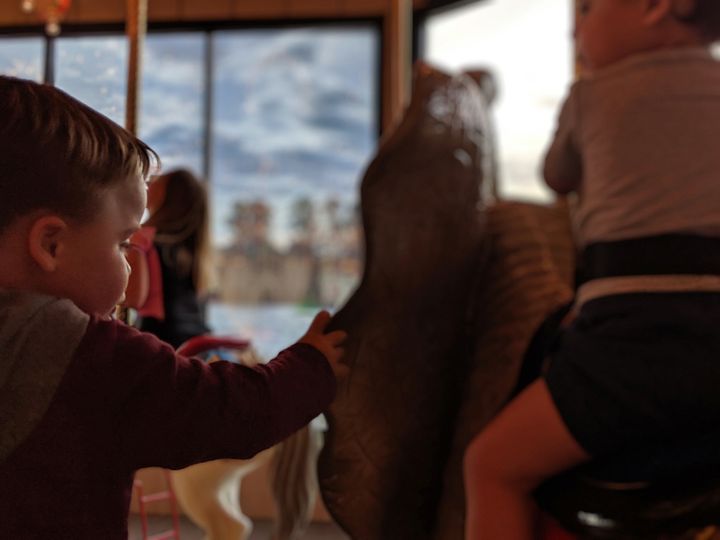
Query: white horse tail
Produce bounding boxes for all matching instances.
[269,423,322,540]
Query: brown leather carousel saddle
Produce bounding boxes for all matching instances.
[318,62,720,540]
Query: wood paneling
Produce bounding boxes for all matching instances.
[66,0,126,22]
[0,5,35,26]
[339,0,386,16]
[231,0,287,20]
[147,0,181,21]
[287,0,342,18]
[180,0,233,20]
[0,0,407,25]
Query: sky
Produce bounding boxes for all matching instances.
[425,0,574,202]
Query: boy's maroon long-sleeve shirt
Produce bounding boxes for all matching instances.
[0,293,336,539]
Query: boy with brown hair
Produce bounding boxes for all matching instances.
[0,75,347,539]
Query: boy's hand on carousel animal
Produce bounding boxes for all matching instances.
[299,310,348,379]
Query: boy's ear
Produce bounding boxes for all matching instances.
[642,0,674,25]
[27,215,68,272]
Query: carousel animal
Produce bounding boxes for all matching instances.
[318,62,500,539]
[170,424,319,540]
[317,60,720,540]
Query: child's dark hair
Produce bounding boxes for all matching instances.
[0,75,158,232]
[676,0,720,41]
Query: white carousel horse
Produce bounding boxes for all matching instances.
[169,336,322,540]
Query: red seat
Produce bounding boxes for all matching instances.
[176,335,251,358]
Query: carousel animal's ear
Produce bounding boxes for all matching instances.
[464,69,498,105]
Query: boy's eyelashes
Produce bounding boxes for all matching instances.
[120,240,140,252]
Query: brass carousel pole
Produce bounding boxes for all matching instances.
[125,0,147,136]
[117,0,147,324]
[382,0,412,133]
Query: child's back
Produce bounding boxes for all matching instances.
[545,47,720,247]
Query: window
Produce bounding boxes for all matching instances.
[0,36,43,80]
[209,27,378,358]
[141,33,205,175]
[55,35,128,125]
[423,0,573,202]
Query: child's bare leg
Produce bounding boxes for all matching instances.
[463,379,590,540]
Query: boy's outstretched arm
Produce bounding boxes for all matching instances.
[298,310,348,379]
[99,318,342,469]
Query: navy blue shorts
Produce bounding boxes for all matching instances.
[544,292,720,458]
